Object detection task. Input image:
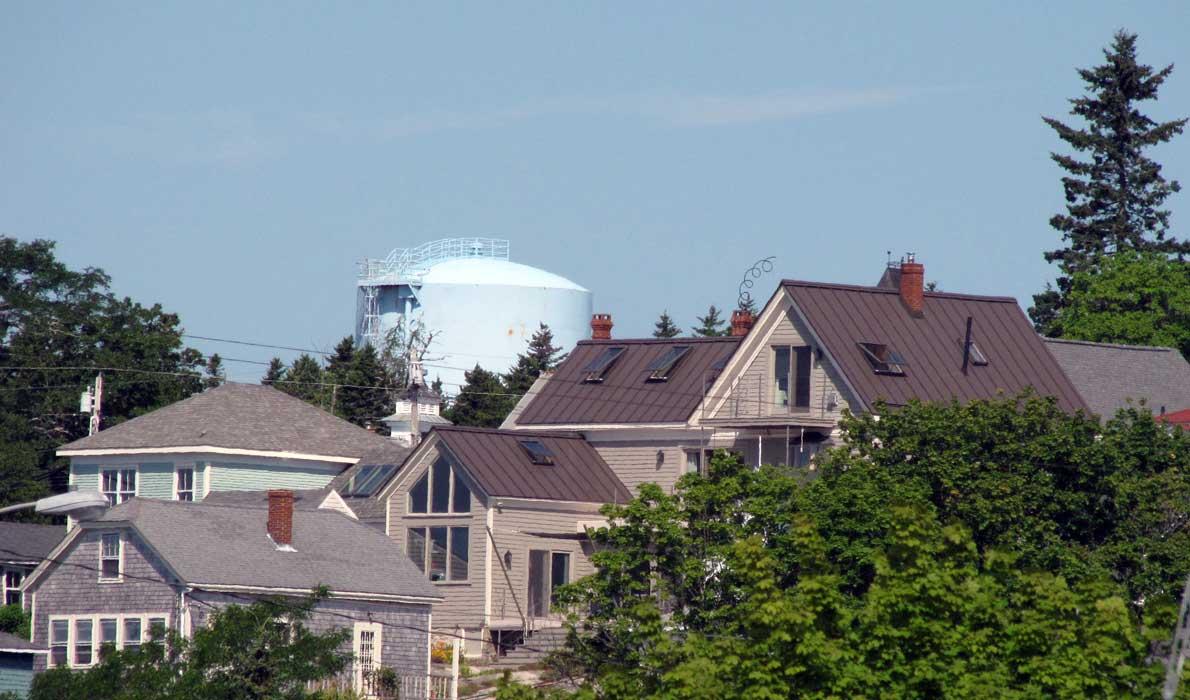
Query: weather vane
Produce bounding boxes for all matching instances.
[738,256,776,310]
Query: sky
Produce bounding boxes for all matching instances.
[2,2,1188,386]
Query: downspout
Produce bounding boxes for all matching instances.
[485,524,527,636]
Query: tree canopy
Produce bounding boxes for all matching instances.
[691,305,728,337]
[1031,30,1188,333]
[504,323,567,395]
[652,311,681,338]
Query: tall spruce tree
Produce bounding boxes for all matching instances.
[653,310,681,338]
[445,365,512,428]
[261,357,286,385]
[281,354,324,405]
[503,323,567,395]
[203,353,225,389]
[692,305,728,337]
[1030,30,1188,333]
[320,337,392,426]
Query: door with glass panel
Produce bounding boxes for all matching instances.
[527,550,571,620]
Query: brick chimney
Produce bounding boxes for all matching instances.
[730,310,754,336]
[899,255,924,317]
[590,313,613,340]
[267,490,294,546]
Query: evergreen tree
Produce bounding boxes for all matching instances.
[1030,30,1188,333]
[282,354,324,405]
[320,337,392,426]
[503,323,567,395]
[653,310,681,338]
[203,353,225,389]
[261,357,286,385]
[692,305,728,337]
[431,376,447,413]
[445,365,513,428]
[736,297,758,317]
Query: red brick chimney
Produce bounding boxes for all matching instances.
[730,310,754,337]
[899,255,924,317]
[590,313,613,340]
[267,490,294,546]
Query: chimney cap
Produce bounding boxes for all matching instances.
[590,313,613,340]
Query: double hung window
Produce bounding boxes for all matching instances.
[101,468,136,505]
[100,533,122,580]
[48,614,167,668]
[772,346,812,410]
[175,468,194,501]
[3,569,23,606]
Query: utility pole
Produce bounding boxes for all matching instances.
[408,345,423,446]
[81,373,104,436]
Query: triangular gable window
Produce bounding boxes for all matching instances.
[858,342,907,376]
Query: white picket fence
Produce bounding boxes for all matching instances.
[310,667,455,699]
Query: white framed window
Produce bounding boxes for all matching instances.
[99,532,122,581]
[405,526,469,582]
[174,467,195,502]
[407,456,471,515]
[47,613,169,668]
[101,468,137,506]
[352,621,383,694]
[3,569,24,606]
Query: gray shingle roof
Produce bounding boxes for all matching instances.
[0,630,44,653]
[0,522,65,566]
[1043,338,1190,419]
[92,498,440,601]
[59,383,391,460]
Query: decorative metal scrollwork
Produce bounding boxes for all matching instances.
[738,256,776,310]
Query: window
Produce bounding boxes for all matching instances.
[99,619,118,660]
[550,552,570,606]
[646,345,691,382]
[353,622,383,693]
[685,450,701,474]
[4,569,23,606]
[518,440,555,466]
[100,532,122,580]
[101,468,136,506]
[343,464,397,497]
[175,467,194,502]
[148,617,167,640]
[582,346,625,383]
[123,618,142,651]
[74,619,93,666]
[50,620,69,667]
[772,346,812,409]
[405,526,469,582]
[858,342,907,376]
[408,456,470,514]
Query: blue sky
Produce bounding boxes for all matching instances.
[3,2,1188,385]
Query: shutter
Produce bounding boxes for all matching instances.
[794,347,812,408]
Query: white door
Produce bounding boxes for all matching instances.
[353,622,383,695]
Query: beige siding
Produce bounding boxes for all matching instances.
[385,444,488,632]
[713,307,851,422]
[591,442,688,495]
[489,507,596,627]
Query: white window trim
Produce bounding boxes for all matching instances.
[47,613,171,668]
[1,567,25,607]
[98,532,124,583]
[173,465,196,501]
[100,466,138,506]
[352,621,383,693]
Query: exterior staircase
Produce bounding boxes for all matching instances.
[491,626,569,668]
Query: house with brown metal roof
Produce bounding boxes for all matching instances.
[374,425,631,659]
[503,256,1088,494]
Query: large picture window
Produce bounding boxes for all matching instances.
[405,526,469,582]
[408,456,471,514]
[48,613,168,668]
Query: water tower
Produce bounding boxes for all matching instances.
[355,238,592,392]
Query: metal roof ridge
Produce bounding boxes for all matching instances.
[434,425,587,439]
[575,337,743,345]
[781,279,1018,303]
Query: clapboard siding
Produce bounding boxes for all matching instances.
[714,307,850,423]
[490,507,596,625]
[136,463,175,500]
[207,462,341,492]
[0,653,35,697]
[591,442,687,495]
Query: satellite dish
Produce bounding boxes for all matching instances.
[35,491,110,520]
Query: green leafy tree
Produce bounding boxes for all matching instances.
[652,311,681,339]
[0,604,30,639]
[503,323,567,395]
[444,365,512,428]
[29,591,350,700]
[1031,30,1188,333]
[691,305,727,337]
[1055,251,1190,357]
[261,357,286,385]
[0,237,204,509]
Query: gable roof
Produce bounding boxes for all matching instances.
[432,426,632,504]
[58,383,390,461]
[513,337,741,425]
[1043,338,1190,419]
[0,521,64,566]
[79,498,439,601]
[783,281,1088,413]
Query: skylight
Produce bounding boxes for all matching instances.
[343,463,398,497]
[582,346,625,383]
[858,342,907,376]
[646,345,691,382]
[968,341,989,366]
[518,440,556,466]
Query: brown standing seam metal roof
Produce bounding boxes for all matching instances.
[513,337,742,425]
[783,281,1088,413]
[432,426,633,504]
